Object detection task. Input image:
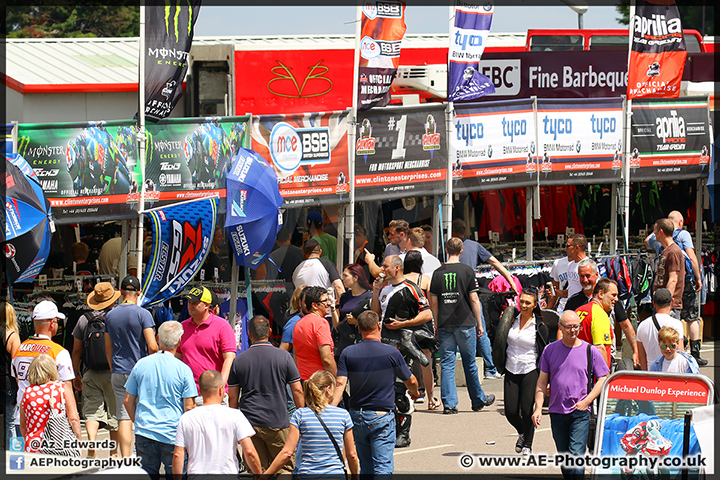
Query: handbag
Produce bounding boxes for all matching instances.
[40,382,81,457]
[585,344,597,454]
[311,409,349,480]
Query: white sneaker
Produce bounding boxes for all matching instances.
[414,397,425,404]
[521,447,532,456]
[484,372,503,379]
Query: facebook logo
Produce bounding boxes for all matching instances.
[10,455,25,470]
[9,436,25,452]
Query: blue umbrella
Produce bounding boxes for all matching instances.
[225,148,283,269]
[3,153,54,283]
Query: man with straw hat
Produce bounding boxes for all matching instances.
[71,282,121,458]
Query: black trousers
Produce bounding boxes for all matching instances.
[503,369,539,448]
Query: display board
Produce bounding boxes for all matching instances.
[629,96,711,181]
[355,104,447,201]
[536,97,624,185]
[251,110,350,207]
[16,116,250,223]
[451,99,537,192]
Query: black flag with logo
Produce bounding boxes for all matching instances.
[143,0,201,122]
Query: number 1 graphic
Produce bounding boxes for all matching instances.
[391,115,407,160]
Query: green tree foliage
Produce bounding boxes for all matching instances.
[615,1,713,37]
[6,4,140,38]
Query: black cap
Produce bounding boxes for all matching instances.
[653,288,672,306]
[303,238,320,255]
[183,286,213,304]
[351,299,371,320]
[121,275,140,291]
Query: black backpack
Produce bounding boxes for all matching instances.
[630,254,654,306]
[83,310,109,370]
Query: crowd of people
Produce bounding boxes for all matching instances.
[0,211,711,479]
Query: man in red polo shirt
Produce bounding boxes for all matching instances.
[177,286,236,404]
[292,286,337,380]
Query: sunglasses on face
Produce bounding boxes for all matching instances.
[660,344,677,350]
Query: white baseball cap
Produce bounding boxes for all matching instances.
[32,300,66,321]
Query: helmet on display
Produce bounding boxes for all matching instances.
[646,419,661,432]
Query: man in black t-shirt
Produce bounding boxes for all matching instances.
[429,237,495,415]
[228,315,303,472]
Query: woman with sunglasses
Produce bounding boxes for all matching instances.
[648,326,699,374]
[500,287,549,456]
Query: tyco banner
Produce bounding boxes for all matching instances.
[451,99,536,192]
[629,96,711,181]
[448,1,495,102]
[17,121,141,224]
[355,105,447,201]
[251,111,350,206]
[139,196,217,308]
[357,0,407,110]
[627,0,686,100]
[536,98,624,185]
[143,0,201,121]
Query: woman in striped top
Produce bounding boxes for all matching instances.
[261,370,359,479]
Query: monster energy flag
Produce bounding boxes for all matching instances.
[143,1,202,122]
[139,196,217,308]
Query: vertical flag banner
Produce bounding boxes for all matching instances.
[139,196,217,308]
[144,0,202,121]
[627,0,686,100]
[448,1,496,102]
[357,0,407,110]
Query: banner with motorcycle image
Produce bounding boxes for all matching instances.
[355,104,447,201]
[16,116,250,223]
[629,96,711,181]
[250,110,350,207]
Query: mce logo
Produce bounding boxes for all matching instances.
[270,123,331,173]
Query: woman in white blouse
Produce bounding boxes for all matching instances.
[503,287,549,456]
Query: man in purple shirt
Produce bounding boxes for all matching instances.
[532,310,609,480]
[176,286,236,404]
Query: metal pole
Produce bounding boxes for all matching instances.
[526,187,533,260]
[137,2,147,283]
[347,4,362,266]
[622,97,632,253]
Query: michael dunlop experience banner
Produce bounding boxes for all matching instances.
[16,117,249,223]
[627,0,686,100]
[448,1,495,102]
[143,0,201,121]
[355,104,447,201]
[251,111,350,207]
[629,96,711,181]
[139,196,217,308]
[536,98,624,185]
[451,99,536,192]
[357,0,407,110]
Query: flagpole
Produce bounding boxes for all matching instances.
[137,2,147,283]
[622,2,636,254]
[347,4,362,264]
[445,2,455,244]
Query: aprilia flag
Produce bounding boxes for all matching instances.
[448,1,495,102]
[139,196,217,308]
[627,0,686,99]
[357,0,407,110]
[143,1,202,122]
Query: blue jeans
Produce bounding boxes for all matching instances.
[5,388,19,442]
[349,410,395,476]
[474,307,498,375]
[550,410,590,480]
[439,326,488,409]
[135,434,178,480]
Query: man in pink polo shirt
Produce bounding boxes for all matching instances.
[292,286,337,380]
[177,286,236,404]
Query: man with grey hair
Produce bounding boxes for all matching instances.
[564,258,639,367]
[636,288,685,370]
[124,321,197,480]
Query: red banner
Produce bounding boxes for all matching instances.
[627,0,687,99]
[606,374,710,404]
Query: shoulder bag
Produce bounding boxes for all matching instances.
[586,344,597,454]
[41,382,81,457]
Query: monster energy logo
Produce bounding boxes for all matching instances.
[165,0,193,43]
[444,272,457,290]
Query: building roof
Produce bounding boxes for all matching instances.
[4,33,526,94]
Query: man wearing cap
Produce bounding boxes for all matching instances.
[177,286,236,404]
[11,300,78,434]
[637,288,685,370]
[71,282,121,458]
[104,275,158,458]
[307,210,337,264]
[292,238,345,306]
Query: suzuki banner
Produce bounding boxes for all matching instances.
[536,98,624,185]
[143,0,201,121]
[451,99,537,192]
[629,96,711,181]
[627,0,686,100]
[448,1,495,102]
[251,110,350,207]
[139,196,217,308]
[16,116,249,223]
[355,104,447,201]
[357,0,407,110]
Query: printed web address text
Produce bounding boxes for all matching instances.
[459,453,707,471]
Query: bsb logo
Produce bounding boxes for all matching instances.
[267,60,333,98]
[270,123,331,173]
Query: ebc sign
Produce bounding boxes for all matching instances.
[269,123,331,173]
